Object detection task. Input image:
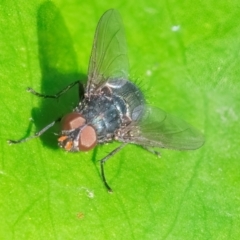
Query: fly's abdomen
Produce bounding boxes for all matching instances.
[106,79,145,121]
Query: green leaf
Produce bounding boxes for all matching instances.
[1,0,240,239]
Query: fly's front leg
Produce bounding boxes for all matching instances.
[8,80,85,145]
[100,143,127,193]
[7,117,61,145]
[27,80,84,100]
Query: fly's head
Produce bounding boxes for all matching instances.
[58,112,97,152]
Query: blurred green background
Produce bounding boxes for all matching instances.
[1,0,240,239]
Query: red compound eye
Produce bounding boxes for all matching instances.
[78,125,97,151]
[61,112,86,130]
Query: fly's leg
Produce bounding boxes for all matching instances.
[78,81,85,101]
[100,143,127,193]
[8,80,84,145]
[7,117,61,145]
[142,146,161,157]
[27,80,84,100]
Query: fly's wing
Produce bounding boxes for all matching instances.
[86,9,129,95]
[119,106,204,150]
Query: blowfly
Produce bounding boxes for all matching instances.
[8,9,204,192]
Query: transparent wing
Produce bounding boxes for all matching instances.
[119,106,204,150]
[86,9,129,95]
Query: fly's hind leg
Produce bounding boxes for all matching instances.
[142,146,161,157]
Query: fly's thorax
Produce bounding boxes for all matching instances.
[58,112,97,152]
[76,93,124,142]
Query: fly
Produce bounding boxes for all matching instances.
[8,9,204,192]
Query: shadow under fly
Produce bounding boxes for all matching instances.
[8,9,204,192]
